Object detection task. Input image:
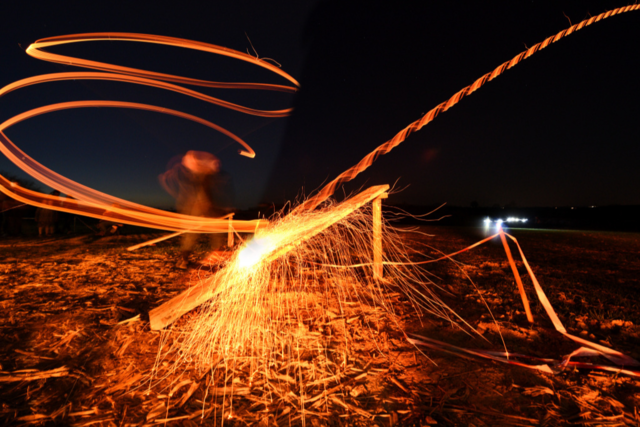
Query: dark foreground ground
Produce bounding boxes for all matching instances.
[0,226,639,426]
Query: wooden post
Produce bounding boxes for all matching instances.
[499,228,533,323]
[372,192,388,280]
[228,213,235,247]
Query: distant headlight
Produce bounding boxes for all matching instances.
[505,217,528,223]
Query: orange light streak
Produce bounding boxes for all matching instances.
[26,33,300,91]
[1,100,256,158]
[0,32,300,232]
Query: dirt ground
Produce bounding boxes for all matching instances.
[1,225,639,426]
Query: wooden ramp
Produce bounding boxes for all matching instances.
[149,184,389,330]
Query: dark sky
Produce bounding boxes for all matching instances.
[1,1,638,210]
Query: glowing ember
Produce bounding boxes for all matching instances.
[237,237,274,269]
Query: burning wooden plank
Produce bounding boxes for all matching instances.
[149,184,389,330]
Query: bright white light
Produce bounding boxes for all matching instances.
[238,237,274,269]
[505,217,528,223]
[486,217,527,228]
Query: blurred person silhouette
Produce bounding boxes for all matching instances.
[35,190,60,237]
[159,151,226,269]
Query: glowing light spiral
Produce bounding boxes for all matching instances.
[0,32,299,232]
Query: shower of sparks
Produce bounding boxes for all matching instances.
[150,191,463,415]
[149,189,640,422]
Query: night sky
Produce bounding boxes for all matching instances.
[1,1,638,211]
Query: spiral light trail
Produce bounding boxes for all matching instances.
[0,32,299,232]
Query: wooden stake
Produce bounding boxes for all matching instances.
[372,192,388,280]
[499,228,533,323]
[228,213,235,247]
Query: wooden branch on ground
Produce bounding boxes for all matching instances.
[0,366,69,382]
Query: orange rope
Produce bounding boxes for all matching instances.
[296,4,640,212]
